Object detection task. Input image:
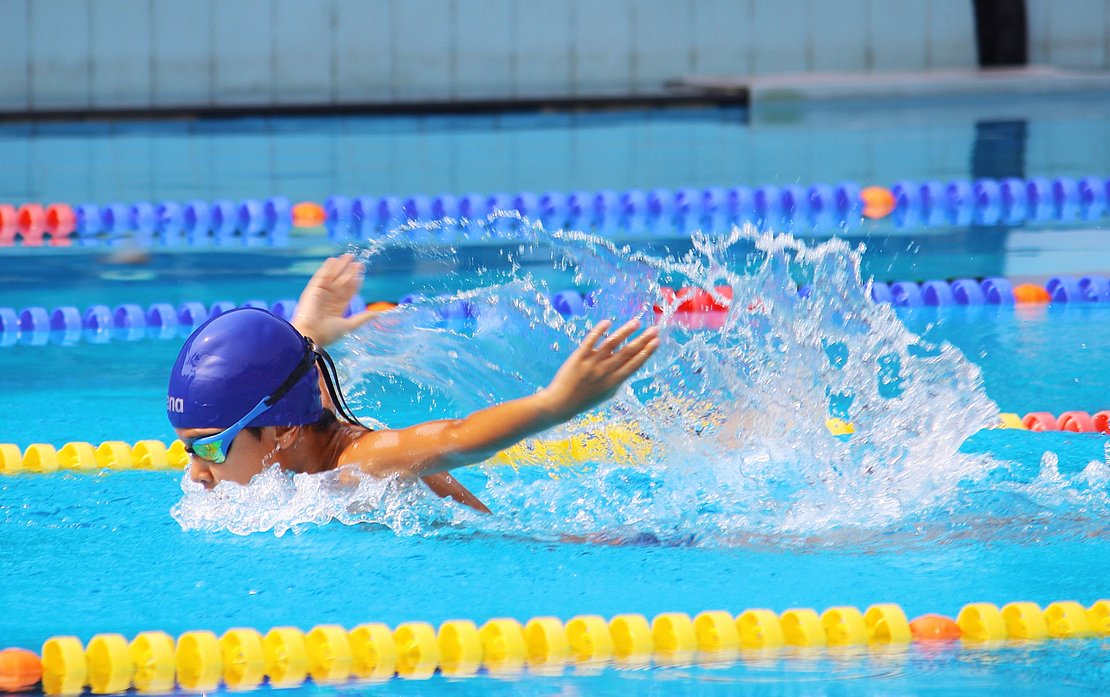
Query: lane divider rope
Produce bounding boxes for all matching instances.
[3,175,1107,248]
[1,600,1106,693]
[0,412,1095,477]
[2,273,1106,348]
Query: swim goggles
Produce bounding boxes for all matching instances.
[184,336,368,464]
[184,338,319,464]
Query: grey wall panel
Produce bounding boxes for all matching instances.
[810,1,866,73]
[1027,0,1051,66]
[9,0,995,112]
[453,0,513,99]
[334,0,393,102]
[869,0,928,71]
[752,0,809,75]
[212,0,273,106]
[393,0,452,101]
[0,1,30,111]
[29,0,91,110]
[1047,0,1106,69]
[273,0,333,104]
[511,1,571,98]
[572,0,633,96]
[152,0,213,107]
[90,0,152,109]
[632,0,693,93]
[928,0,977,69]
[691,0,751,77]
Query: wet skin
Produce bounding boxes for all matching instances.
[176,423,491,513]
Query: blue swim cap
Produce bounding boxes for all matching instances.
[167,307,323,429]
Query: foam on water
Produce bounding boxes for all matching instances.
[172,218,1109,543]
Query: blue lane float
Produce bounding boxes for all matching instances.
[6,176,1110,249]
[3,275,1110,349]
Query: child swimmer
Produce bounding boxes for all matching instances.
[168,254,660,513]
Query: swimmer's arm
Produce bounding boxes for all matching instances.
[421,472,491,513]
[292,254,379,346]
[346,319,659,478]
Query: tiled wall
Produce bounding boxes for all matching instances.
[1027,0,1110,68]
[1,0,985,112]
[3,92,1107,206]
[2,1,1107,113]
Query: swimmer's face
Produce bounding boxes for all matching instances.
[175,427,275,490]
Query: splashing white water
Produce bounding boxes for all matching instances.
[174,219,1014,542]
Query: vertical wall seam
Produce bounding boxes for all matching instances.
[148,0,155,107]
[924,1,933,70]
[508,0,518,99]
[449,0,459,101]
[748,0,756,76]
[86,0,94,109]
[863,0,873,71]
[629,1,637,93]
[270,0,277,104]
[687,0,695,77]
[208,0,216,107]
[329,0,338,104]
[388,0,397,101]
[568,0,577,95]
[24,0,32,108]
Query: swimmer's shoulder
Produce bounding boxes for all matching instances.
[334,426,398,477]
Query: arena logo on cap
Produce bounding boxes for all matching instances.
[167,396,185,413]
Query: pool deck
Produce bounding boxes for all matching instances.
[672,66,1110,104]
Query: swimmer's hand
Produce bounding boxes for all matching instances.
[539,319,660,420]
[292,254,379,346]
[341,318,659,480]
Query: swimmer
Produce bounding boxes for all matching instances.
[169,254,660,513]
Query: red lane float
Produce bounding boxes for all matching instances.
[0,204,18,246]
[17,204,46,245]
[44,203,75,239]
[1018,410,1110,433]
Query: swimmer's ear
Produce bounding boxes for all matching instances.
[272,425,300,448]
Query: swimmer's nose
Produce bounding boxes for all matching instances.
[189,457,215,489]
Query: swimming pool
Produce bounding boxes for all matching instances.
[2,100,1109,695]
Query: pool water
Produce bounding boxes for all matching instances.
[2,100,1110,695]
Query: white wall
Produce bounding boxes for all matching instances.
[0,0,990,113]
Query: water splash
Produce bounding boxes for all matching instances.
[171,216,1104,544]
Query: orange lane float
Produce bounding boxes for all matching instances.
[909,614,962,642]
[292,202,326,228]
[860,186,896,220]
[1013,284,1052,305]
[0,648,43,692]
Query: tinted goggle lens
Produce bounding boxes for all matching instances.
[191,439,227,464]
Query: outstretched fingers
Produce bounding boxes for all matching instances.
[594,318,642,356]
[314,255,342,283]
[603,325,657,367]
[574,319,613,357]
[334,257,365,292]
[609,333,660,382]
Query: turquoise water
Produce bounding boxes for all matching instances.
[2,103,1110,694]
